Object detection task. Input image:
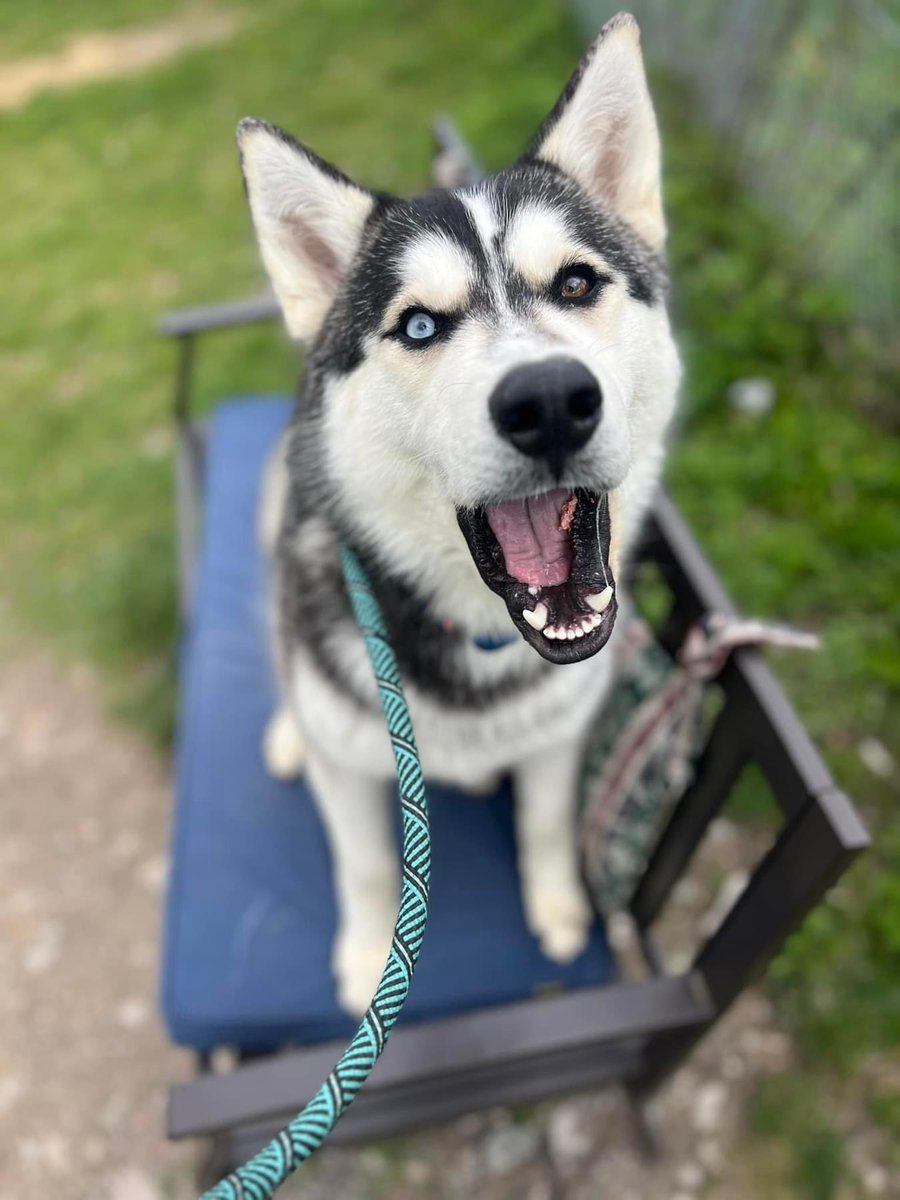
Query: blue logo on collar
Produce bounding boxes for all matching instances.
[472,632,517,652]
[420,598,516,652]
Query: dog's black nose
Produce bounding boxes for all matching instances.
[490,357,601,477]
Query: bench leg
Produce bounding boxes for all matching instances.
[196,1131,237,1192]
[626,1084,663,1161]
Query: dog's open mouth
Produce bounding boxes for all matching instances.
[457,488,617,664]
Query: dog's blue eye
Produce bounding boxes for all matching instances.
[405,312,436,340]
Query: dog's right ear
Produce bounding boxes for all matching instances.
[237,119,375,342]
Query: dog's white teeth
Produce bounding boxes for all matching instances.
[527,586,539,596]
[541,616,600,642]
[542,621,594,641]
[586,586,614,613]
[523,603,548,631]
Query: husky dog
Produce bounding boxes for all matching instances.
[238,13,680,1014]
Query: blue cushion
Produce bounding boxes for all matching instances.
[163,396,615,1050]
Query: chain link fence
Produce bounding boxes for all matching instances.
[573,0,898,325]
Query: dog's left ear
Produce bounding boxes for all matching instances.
[526,13,665,251]
[237,118,375,342]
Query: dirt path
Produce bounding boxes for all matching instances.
[0,651,891,1198]
[0,654,194,1200]
[0,10,239,112]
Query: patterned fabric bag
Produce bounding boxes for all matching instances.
[579,613,818,916]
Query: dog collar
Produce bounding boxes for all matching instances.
[422,601,517,652]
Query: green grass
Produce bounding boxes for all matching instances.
[1,0,898,1183]
[753,1075,847,1200]
[0,0,584,734]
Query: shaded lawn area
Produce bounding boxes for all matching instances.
[1,0,897,1192]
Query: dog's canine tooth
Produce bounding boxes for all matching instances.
[523,603,548,631]
[586,586,614,613]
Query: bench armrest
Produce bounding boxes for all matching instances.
[158,294,280,339]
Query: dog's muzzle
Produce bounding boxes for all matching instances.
[458,358,615,665]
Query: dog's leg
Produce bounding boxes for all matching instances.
[257,432,290,556]
[261,705,306,779]
[306,747,398,1016]
[514,739,592,963]
[258,432,309,782]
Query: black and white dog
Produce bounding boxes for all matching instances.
[239,13,680,1014]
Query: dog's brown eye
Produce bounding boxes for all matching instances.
[560,274,589,298]
[557,266,597,301]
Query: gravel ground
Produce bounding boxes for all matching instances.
[0,652,891,1199]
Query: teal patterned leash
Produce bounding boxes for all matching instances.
[202,545,430,1199]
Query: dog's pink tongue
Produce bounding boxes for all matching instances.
[486,489,572,587]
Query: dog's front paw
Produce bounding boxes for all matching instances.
[525,884,593,964]
[262,707,306,780]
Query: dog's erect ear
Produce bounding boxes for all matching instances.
[526,13,664,251]
[237,119,375,341]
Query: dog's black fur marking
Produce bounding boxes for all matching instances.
[489,162,664,305]
[277,510,552,714]
[314,161,664,380]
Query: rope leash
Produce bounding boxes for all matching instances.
[202,545,430,1199]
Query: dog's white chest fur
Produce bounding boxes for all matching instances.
[288,631,617,788]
